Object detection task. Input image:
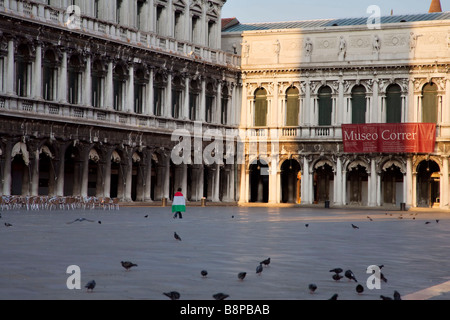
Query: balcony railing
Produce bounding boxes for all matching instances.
[0,0,241,69]
[0,95,236,137]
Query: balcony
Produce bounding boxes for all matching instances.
[0,95,236,138]
[0,0,241,70]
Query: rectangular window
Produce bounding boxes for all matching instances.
[286,98,299,126]
[154,86,164,116]
[191,16,199,43]
[116,0,123,24]
[174,11,182,40]
[113,79,123,111]
[91,74,103,107]
[205,96,214,123]
[189,92,198,121]
[156,6,163,34]
[68,71,80,104]
[94,0,100,19]
[172,89,182,118]
[137,0,144,29]
[43,65,56,101]
[135,83,145,114]
[221,97,228,125]
[208,21,215,47]
[254,99,267,127]
[16,60,29,97]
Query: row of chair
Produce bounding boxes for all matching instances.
[0,195,120,211]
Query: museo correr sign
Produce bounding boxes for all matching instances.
[342,123,436,154]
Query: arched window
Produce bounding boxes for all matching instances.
[386,84,402,123]
[189,79,200,121]
[351,85,366,124]
[254,88,268,127]
[172,76,183,119]
[286,87,299,126]
[318,86,332,126]
[422,83,438,124]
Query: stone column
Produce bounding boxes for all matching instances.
[166,72,172,118]
[368,159,377,207]
[147,67,154,116]
[441,156,449,209]
[144,150,153,202]
[31,148,39,196]
[6,38,14,95]
[33,44,42,99]
[302,157,311,205]
[163,153,170,199]
[80,147,90,198]
[103,148,113,199]
[127,63,134,113]
[58,50,68,103]
[105,59,114,109]
[83,54,92,106]
[124,152,133,202]
[216,80,222,124]
[335,156,343,205]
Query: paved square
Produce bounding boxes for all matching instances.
[1,206,450,300]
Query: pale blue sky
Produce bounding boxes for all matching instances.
[222,0,446,23]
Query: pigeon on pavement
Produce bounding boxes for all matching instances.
[4,222,12,227]
[67,218,95,224]
[164,291,181,300]
[332,273,343,281]
[121,261,138,271]
[174,232,182,241]
[309,284,318,294]
[345,270,358,282]
[256,264,263,275]
[85,280,96,292]
[201,270,208,278]
[260,257,271,267]
[394,291,402,300]
[213,293,229,300]
[351,224,360,229]
[238,272,247,281]
[356,284,364,294]
[329,268,343,274]
[329,294,338,300]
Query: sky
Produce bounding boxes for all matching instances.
[222,0,445,23]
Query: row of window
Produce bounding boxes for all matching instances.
[40,0,220,48]
[253,83,439,127]
[9,43,231,125]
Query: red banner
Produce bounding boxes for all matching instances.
[342,123,436,153]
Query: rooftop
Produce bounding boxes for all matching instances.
[222,11,450,33]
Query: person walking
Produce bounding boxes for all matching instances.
[172,188,186,219]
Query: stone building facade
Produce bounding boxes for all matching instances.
[0,0,241,203]
[222,10,450,209]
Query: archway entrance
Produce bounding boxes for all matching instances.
[314,163,334,204]
[417,160,440,208]
[382,165,404,206]
[347,164,368,205]
[249,160,269,203]
[281,159,301,204]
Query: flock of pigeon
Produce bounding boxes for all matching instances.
[0,210,442,300]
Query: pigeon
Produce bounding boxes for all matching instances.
[305,224,309,228]
[425,221,431,225]
[163,291,180,300]
[380,295,393,300]
[367,216,373,221]
[85,280,96,292]
[174,232,182,241]
[345,270,358,282]
[381,272,388,283]
[213,293,229,300]
[332,273,343,281]
[356,284,364,294]
[329,293,338,300]
[4,223,12,227]
[393,291,402,300]
[260,257,271,267]
[121,261,138,271]
[351,224,360,229]
[144,215,148,218]
[98,221,101,224]
[308,283,318,294]
[329,268,343,274]
[238,272,247,281]
[256,263,263,275]
[436,220,440,224]
[66,218,95,224]
[201,270,208,278]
